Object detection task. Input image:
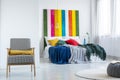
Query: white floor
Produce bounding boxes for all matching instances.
[0,59,111,80]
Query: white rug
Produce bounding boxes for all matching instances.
[75,67,120,80]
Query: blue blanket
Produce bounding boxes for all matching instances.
[49,46,71,64]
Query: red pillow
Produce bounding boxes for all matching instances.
[66,39,79,46]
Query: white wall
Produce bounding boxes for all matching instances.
[39,0,91,40]
[0,0,91,68]
[0,0,1,46]
[99,37,120,57]
[90,0,98,43]
[0,0,39,68]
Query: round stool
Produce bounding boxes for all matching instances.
[107,62,120,78]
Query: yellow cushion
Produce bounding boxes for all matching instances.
[48,38,59,46]
[9,49,34,55]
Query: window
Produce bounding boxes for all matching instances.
[97,0,111,36]
[115,0,120,36]
[97,0,120,37]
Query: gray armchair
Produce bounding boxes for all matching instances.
[6,38,36,77]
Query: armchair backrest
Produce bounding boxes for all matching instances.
[10,38,31,50]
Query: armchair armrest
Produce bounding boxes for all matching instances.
[30,47,35,49]
[30,48,35,63]
[30,48,35,55]
[7,48,11,55]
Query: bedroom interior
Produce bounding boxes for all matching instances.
[0,0,120,80]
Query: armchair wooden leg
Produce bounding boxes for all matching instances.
[34,64,36,77]
[9,65,10,72]
[6,64,8,78]
[31,65,32,72]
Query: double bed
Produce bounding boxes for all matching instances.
[43,37,106,64]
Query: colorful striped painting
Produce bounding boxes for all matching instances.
[68,10,79,36]
[43,9,79,37]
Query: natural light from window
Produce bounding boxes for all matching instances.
[97,0,111,36]
[116,0,120,36]
[97,0,120,37]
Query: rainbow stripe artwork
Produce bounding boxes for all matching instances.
[68,10,79,36]
[43,9,79,37]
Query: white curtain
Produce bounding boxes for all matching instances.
[97,0,120,56]
[115,0,120,36]
[97,0,111,36]
[97,0,120,37]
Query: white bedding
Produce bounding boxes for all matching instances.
[65,45,87,63]
[43,45,51,58]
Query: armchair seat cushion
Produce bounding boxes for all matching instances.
[8,55,34,64]
[9,49,34,55]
